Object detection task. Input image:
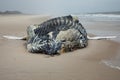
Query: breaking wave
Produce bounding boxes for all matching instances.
[77,14,120,21]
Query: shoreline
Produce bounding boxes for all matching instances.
[0,15,120,80]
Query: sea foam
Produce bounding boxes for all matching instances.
[102,60,120,70]
[101,51,120,70]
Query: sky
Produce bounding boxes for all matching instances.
[0,0,120,15]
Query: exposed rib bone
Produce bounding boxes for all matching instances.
[87,36,117,40]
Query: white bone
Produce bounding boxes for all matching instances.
[3,35,24,40]
[87,36,117,40]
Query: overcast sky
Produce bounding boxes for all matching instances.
[0,0,120,14]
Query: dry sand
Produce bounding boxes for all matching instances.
[0,15,120,80]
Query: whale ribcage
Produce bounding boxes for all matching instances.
[28,15,88,54]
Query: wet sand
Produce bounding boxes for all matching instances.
[0,15,120,80]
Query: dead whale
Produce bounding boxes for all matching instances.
[3,15,117,55]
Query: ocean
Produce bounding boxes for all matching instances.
[78,13,120,70]
[77,13,120,21]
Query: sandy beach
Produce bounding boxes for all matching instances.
[0,15,120,80]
